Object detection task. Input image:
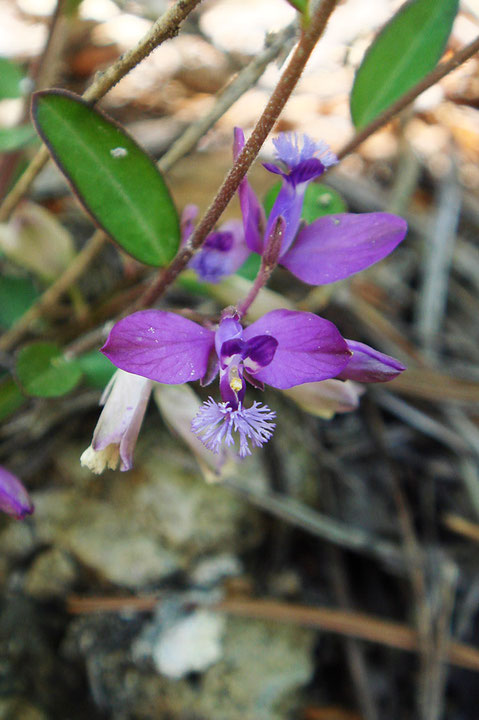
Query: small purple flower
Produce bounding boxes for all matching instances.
[338,340,406,383]
[236,128,408,284]
[81,369,153,473]
[101,308,352,457]
[0,466,34,519]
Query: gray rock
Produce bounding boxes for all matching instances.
[0,698,47,720]
[24,548,77,600]
[65,611,314,720]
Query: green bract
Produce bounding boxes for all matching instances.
[32,90,180,266]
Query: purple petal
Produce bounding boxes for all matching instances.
[288,158,327,187]
[102,310,215,384]
[0,466,34,519]
[189,220,250,283]
[243,310,351,389]
[215,314,243,358]
[281,213,407,285]
[234,127,266,254]
[272,133,337,169]
[180,204,198,246]
[338,340,406,383]
[265,183,305,257]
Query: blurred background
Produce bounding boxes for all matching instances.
[2,1,479,718]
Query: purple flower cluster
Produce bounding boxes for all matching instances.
[187,130,407,287]
[101,307,404,459]
[84,130,407,466]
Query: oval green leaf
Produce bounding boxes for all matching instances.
[31,90,180,267]
[16,342,82,397]
[0,57,25,100]
[350,0,459,129]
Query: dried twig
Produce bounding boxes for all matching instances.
[65,594,479,673]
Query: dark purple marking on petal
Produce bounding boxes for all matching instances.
[243,334,278,374]
[281,213,408,285]
[220,338,246,365]
[101,310,215,384]
[0,466,34,519]
[288,157,326,187]
[243,310,351,389]
[338,340,406,383]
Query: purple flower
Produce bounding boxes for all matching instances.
[81,369,153,473]
[236,129,408,284]
[101,308,352,457]
[0,466,34,519]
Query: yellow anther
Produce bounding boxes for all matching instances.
[229,367,243,393]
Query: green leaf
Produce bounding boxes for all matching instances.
[16,342,82,397]
[77,350,115,389]
[0,125,37,152]
[0,275,40,328]
[263,182,346,223]
[31,90,180,266]
[286,0,308,13]
[301,183,346,223]
[350,0,459,129]
[0,57,25,100]
[0,376,25,421]
[236,252,261,281]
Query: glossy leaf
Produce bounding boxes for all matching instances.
[350,0,459,128]
[0,275,40,328]
[0,57,25,100]
[16,342,82,397]
[0,125,37,152]
[32,90,180,266]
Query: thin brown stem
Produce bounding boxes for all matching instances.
[337,35,479,160]
[137,0,339,308]
[0,0,202,223]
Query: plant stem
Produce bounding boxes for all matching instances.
[337,35,479,160]
[0,0,202,223]
[137,0,339,309]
